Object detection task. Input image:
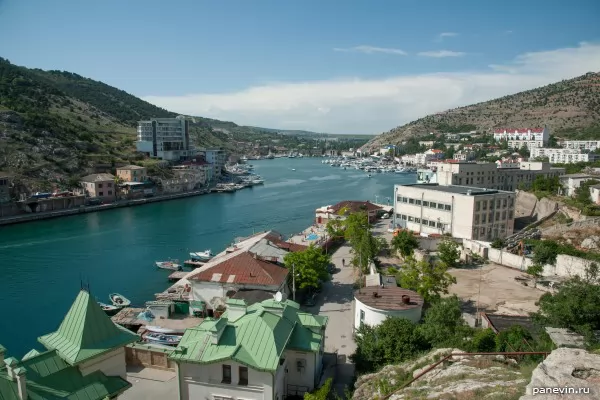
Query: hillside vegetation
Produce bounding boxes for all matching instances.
[365,72,600,150]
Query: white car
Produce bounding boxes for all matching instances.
[382,213,390,219]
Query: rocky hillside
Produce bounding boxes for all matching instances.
[365,72,600,151]
[0,58,290,192]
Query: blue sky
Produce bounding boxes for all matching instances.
[1,0,599,134]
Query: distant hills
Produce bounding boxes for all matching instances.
[364,72,600,150]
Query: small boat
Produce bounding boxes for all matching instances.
[368,174,372,178]
[190,250,214,261]
[109,293,131,307]
[143,332,182,346]
[156,260,182,270]
[98,302,119,315]
[291,168,296,171]
[145,325,186,335]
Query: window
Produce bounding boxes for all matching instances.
[222,365,231,384]
[482,201,487,210]
[423,201,429,207]
[428,220,436,227]
[402,197,408,203]
[474,215,479,224]
[415,200,421,205]
[396,213,401,219]
[239,366,248,385]
[482,214,486,223]
[437,203,444,210]
[415,217,420,223]
[98,183,103,188]
[401,215,407,220]
[475,202,480,211]
[408,216,414,222]
[430,202,437,209]
[98,192,104,196]
[437,222,444,228]
[396,196,402,202]
[107,183,112,188]
[360,309,365,322]
[408,198,415,204]
[108,190,113,195]
[502,211,506,220]
[444,205,451,211]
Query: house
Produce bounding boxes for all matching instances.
[80,173,117,203]
[170,298,328,400]
[560,173,594,197]
[0,289,138,399]
[354,274,423,330]
[172,159,212,188]
[116,165,147,183]
[316,200,382,224]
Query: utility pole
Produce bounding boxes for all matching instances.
[292,263,296,301]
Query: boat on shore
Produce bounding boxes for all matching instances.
[143,332,182,346]
[156,260,182,271]
[145,325,186,335]
[190,250,214,261]
[109,293,131,308]
[98,302,120,315]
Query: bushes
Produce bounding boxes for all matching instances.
[472,328,497,352]
[304,378,333,400]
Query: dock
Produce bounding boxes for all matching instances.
[168,271,188,281]
[111,307,203,332]
[184,259,205,268]
[111,307,147,329]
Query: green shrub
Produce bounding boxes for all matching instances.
[472,328,497,352]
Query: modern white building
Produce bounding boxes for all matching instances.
[394,183,515,241]
[493,127,549,149]
[530,147,600,164]
[136,116,196,161]
[170,298,328,400]
[559,174,595,197]
[559,140,600,151]
[401,150,444,166]
[354,274,423,330]
[199,149,227,179]
[432,161,565,191]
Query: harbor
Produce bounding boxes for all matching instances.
[0,157,417,356]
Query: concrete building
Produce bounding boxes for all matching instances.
[394,183,515,241]
[590,184,600,205]
[418,140,435,149]
[116,165,147,183]
[170,298,328,400]
[0,289,137,400]
[0,172,11,203]
[198,149,227,180]
[493,127,549,149]
[136,116,196,161]
[530,147,600,164]
[354,274,423,330]
[560,173,594,197]
[559,140,600,151]
[80,173,116,203]
[315,200,382,225]
[172,159,213,188]
[434,161,565,191]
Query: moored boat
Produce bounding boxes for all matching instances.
[98,302,120,315]
[156,260,182,270]
[143,332,182,346]
[190,250,214,261]
[145,325,186,335]
[109,293,131,307]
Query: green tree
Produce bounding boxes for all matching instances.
[437,240,461,269]
[304,378,333,400]
[531,240,559,267]
[491,238,504,249]
[418,296,472,348]
[391,230,419,258]
[283,245,330,291]
[325,218,345,239]
[339,210,380,273]
[396,257,457,303]
[575,179,599,206]
[495,325,534,352]
[472,328,497,352]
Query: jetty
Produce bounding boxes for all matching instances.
[168,271,188,282]
[184,259,205,268]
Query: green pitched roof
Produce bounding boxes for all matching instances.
[38,290,138,365]
[170,299,328,371]
[0,350,131,400]
[22,349,41,361]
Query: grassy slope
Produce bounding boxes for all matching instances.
[366,72,600,150]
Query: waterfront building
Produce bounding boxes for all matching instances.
[80,173,117,203]
[170,298,328,400]
[0,289,138,400]
[559,140,600,151]
[433,161,565,191]
[172,159,212,189]
[493,127,549,149]
[198,149,227,179]
[315,200,382,225]
[530,147,600,164]
[0,172,11,203]
[559,173,595,197]
[136,116,196,161]
[393,183,515,241]
[116,165,147,183]
[354,274,423,330]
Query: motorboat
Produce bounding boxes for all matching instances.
[367,174,372,178]
[143,332,182,346]
[156,260,182,271]
[145,325,186,335]
[291,168,296,171]
[98,302,120,315]
[190,250,214,261]
[109,293,131,308]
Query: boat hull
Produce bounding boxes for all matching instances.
[109,293,131,307]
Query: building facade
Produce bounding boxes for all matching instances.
[136,116,196,161]
[199,149,227,180]
[493,127,549,149]
[170,299,328,400]
[172,159,212,189]
[560,174,594,197]
[434,161,565,191]
[80,173,117,202]
[0,173,11,203]
[116,165,147,183]
[394,184,515,241]
[559,140,600,151]
[530,148,600,164]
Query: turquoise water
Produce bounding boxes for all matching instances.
[0,157,415,357]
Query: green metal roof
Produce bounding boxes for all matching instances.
[170,299,328,371]
[226,299,246,306]
[22,349,41,361]
[38,290,138,365]
[0,350,131,400]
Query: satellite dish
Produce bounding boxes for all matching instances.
[274,291,283,302]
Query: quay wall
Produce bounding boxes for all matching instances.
[126,343,176,371]
[0,190,208,227]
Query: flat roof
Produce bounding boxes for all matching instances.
[354,286,423,311]
[397,183,513,196]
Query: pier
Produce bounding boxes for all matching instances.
[183,260,205,268]
[168,271,188,282]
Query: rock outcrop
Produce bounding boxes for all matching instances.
[520,348,600,400]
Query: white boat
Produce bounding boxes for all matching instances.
[98,302,120,315]
[143,332,182,346]
[156,260,182,271]
[109,293,131,307]
[291,168,296,171]
[368,174,372,178]
[145,325,186,335]
[190,250,214,261]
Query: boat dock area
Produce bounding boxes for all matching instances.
[111,307,203,332]
[183,260,204,268]
[288,224,329,247]
[168,271,188,281]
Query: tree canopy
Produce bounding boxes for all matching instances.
[391,230,419,258]
[437,240,461,269]
[396,256,457,303]
[283,245,330,292]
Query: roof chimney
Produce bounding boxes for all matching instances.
[4,357,18,380]
[402,295,410,304]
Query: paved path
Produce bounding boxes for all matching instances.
[121,366,177,400]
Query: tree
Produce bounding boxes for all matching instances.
[495,325,534,352]
[391,230,419,258]
[340,211,379,273]
[437,240,461,269]
[418,296,472,348]
[531,240,559,267]
[517,145,529,157]
[472,328,497,352]
[396,257,457,303]
[304,378,333,400]
[491,238,504,249]
[325,218,344,239]
[575,179,599,206]
[283,245,331,291]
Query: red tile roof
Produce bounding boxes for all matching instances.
[331,201,382,214]
[264,232,308,252]
[188,251,289,286]
[430,149,443,153]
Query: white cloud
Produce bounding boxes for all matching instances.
[436,32,459,42]
[333,45,407,55]
[142,42,600,135]
[418,50,466,58]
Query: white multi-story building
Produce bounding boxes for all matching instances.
[433,161,565,191]
[530,147,600,164]
[136,116,196,161]
[418,140,435,149]
[402,150,444,166]
[493,127,549,149]
[559,140,600,151]
[559,173,595,197]
[198,148,227,179]
[393,183,515,241]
